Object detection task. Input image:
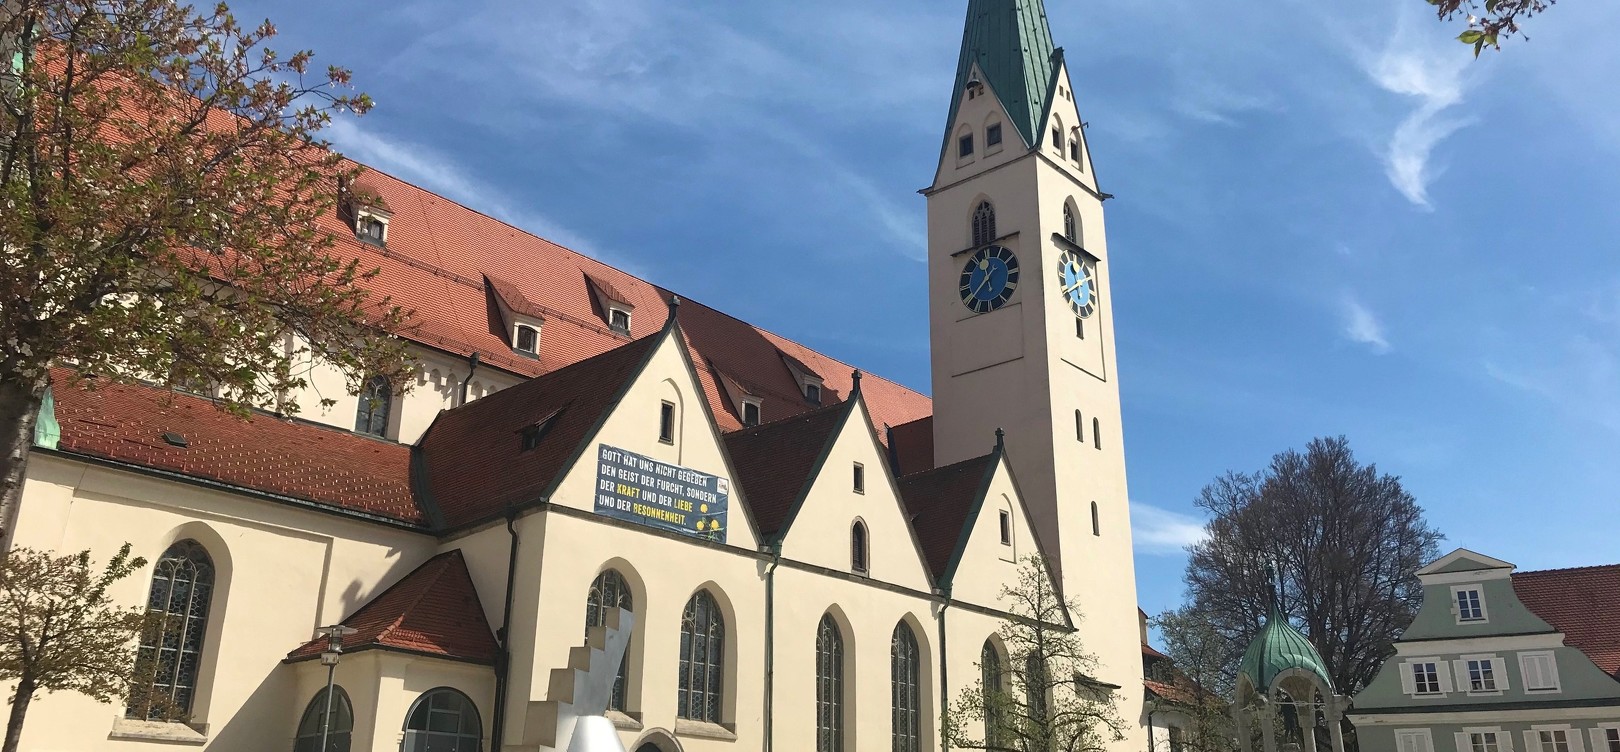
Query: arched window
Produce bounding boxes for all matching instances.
[679,590,725,723]
[971,201,997,247]
[851,521,869,574]
[294,686,353,752]
[891,622,922,752]
[1093,418,1101,450]
[402,688,481,752]
[1075,410,1084,442]
[127,540,214,721]
[1092,502,1101,537]
[981,641,1005,748]
[1063,203,1078,243]
[586,569,633,711]
[815,615,845,752]
[354,375,391,437]
[1025,653,1049,726]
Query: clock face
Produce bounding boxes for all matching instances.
[1056,251,1099,319]
[959,245,1020,313]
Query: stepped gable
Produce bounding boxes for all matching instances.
[895,453,1000,583]
[415,332,663,531]
[286,550,497,664]
[720,401,853,542]
[46,369,422,526]
[315,161,932,445]
[1513,564,1620,678]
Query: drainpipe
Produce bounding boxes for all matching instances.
[762,543,782,752]
[491,506,521,752]
[459,352,481,406]
[1146,702,1158,752]
[937,587,951,752]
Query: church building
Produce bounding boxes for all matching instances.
[12,1,1145,750]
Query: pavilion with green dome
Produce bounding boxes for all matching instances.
[1233,600,1352,752]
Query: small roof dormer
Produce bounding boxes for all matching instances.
[778,350,825,405]
[340,178,393,248]
[485,275,547,358]
[584,273,634,336]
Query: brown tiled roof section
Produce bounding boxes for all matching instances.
[721,402,850,541]
[887,416,934,477]
[779,351,821,380]
[48,370,422,525]
[486,274,548,321]
[1513,564,1620,678]
[586,274,634,308]
[417,332,662,530]
[896,453,999,582]
[287,550,497,664]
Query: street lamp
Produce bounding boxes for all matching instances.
[314,624,357,752]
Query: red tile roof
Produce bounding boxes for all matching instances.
[416,330,664,530]
[887,416,934,477]
[895,452,1000,583]
[287,550,497,664]
[48,370,423,525]
[721,401,852,542]
[1513,564,1620,678]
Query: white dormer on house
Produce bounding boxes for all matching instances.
[713,368,763,428]
[778,351,825,405]
[485,275,547,358]
[512,321,541,357]
[342,180,393,247]
[584,274,636,336]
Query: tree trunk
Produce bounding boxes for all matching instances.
[0,373,48,552]
[3,673,35,752]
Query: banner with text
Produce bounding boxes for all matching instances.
[594,444,729,543]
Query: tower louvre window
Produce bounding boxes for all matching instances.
[1070,139,1081,162]
[959,133,974,158]
[1052,126,1063,152]
[987,123,1002,147]
[971,201,997,247]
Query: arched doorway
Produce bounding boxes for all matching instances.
[631,728,682,752]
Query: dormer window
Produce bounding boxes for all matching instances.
[514,324,539,356]
[804,380,822,405]
[609,308,631,335]
[357,216,386,245]
[1453,585,1488,623]
[741,399,762,428]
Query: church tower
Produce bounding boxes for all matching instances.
[925,0,1143,743]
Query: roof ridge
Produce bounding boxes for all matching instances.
[899,450,996,481]
[1515,563,1620,576]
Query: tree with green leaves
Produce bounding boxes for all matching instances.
[0,0,412,545]
[1152,607,1237,752]
[944,555,1128,752]
[0,543,148,752]
[1429,0,1555,54]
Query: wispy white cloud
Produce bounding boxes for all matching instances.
[1359,16,1477,208]
[1131,503,1208,556]
[1340,294,1392,353]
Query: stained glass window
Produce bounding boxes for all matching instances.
[585,569,633,712]
[402,688,481,752]
[891,622,921,752]
[816,615,845,752]
[972,202,997,248]
[294,687,353,752]
[678,590,724,723]
[354,375,391,437]
[127,540,214,721]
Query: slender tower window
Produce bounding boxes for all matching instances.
[815,615,845,752]
[1075,410,1084,442]
[1091,502,1101,537]
[1093,418,1101,450]
[891,622,922,752]
[971,201,997,247]
[585,569,633,711]
[851,522,869,574]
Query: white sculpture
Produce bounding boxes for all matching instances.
[528,607,636,752]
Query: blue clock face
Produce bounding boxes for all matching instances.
[1056,251,1099,319]
[959,245,1020,313]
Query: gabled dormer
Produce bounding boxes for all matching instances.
[778,350,826,405]
[584,273,635,336]
[339,178,393,247]
[484,275,546,358]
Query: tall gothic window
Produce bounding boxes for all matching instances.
[402,688,481,752]
[128,540,214,721]
[354,375,391,437]
[851,521,869,574]
[815,615,845,752]
[294,686,353,752]
[1026,653,1050,727]
[971,201,997,248]
[981,641,1005,748]
[1063,203,1078,243]
[678,590,725,723]
[585,569,633,711]
[891,622,922,752]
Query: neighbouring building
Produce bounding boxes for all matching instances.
[1349,549,1620,752]
[9,0,1148,751]
[1142,609,1227,752]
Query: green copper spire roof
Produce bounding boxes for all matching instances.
[1238,600,1334,694]
[942,0,1059,155]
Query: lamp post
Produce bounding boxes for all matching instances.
[315,625,357,752]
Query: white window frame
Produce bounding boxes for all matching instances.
[803,378,824,405]
[1402,657,1450,697]
[1459,728,1508,752]
[1452,584,1489,623]
[739,398,762,428]
[1527,725,1578,752]
[1518,650,1562,693]
[512,322,541,355]
[354,206,391,246]
[607,306,632,335]
[1396,728,1434,752]
[1457,654,1508,696]
[1591,725,1620,752]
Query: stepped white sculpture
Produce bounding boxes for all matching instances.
[525,607,635,752]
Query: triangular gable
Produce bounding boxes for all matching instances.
[723,400,853,542]
[285,550,497,664]
[769,389,935,591]
[1417,548,1515,576]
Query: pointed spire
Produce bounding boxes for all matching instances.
[850,369,863,395]
[995,427,1005,452]
[664,295,682,330]
[942,0,1059,155]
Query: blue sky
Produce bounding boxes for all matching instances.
[237,0,1620,624]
